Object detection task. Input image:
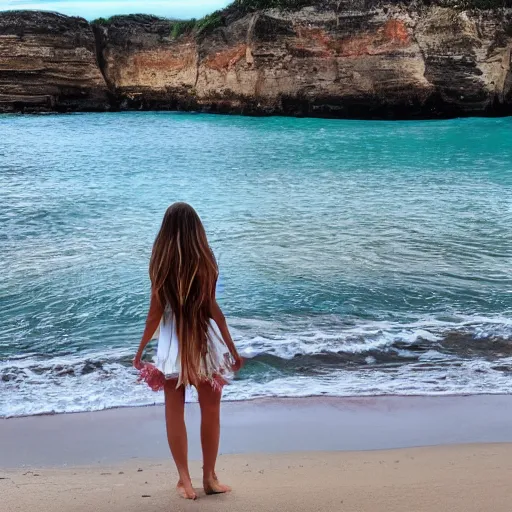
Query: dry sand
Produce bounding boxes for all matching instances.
[2,444,512,512]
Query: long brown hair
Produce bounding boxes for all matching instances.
[149,203,218,387]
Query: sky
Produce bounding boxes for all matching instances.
[0,0,231,19]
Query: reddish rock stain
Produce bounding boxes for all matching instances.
[292,19,411,60]
[205,45,247,71]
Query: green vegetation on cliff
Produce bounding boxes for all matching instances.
[170,18,196,38]
[169,0,311,40]
[92,14,171,26]
[171,11,224,39]
[195,11,224,34]
[92,16,111,25]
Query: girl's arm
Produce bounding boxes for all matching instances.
[210,300,243,371]
[133,290,164,369]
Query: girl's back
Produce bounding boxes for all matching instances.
[133,203,242,500]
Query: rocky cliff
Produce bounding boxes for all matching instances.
[1,2,511,118]
[0,11,108,112]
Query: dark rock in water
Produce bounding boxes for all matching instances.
[54,365,75,376]
[492,365,512,373]
[82,361,103,374]
[0,4,511,118]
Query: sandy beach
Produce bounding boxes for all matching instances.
[2,396,512,511]
[3,444,512,512]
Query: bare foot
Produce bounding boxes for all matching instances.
[177,480,197,500]
[203,475,232,495]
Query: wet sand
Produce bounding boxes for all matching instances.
[1,395,511,467]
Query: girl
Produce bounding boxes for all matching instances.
[133,202,243,500]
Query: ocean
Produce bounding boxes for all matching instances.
[1,112,511,418]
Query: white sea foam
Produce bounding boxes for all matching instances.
[231,313,512,359]
[1,314,511,418]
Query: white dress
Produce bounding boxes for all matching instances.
[154,307,233,383]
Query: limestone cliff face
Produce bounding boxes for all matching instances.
[1,5,511,118]
[92,14,199,110]
[0,11,108,112]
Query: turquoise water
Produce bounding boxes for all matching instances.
[1,113,511,417]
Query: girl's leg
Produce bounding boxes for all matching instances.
[164,380,196,500]
[197,381,231,494]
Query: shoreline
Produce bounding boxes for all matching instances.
[3,390,512,420]
[3,109,512,122]
[2,394,512,468]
